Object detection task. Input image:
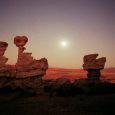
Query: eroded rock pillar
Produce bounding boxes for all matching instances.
[14,36,48,78]
[0,41,9,77]
[83,54,106,80]
[14,36,28,64]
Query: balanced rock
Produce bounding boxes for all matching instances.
[83,54,106,80]
[14,36,48,78]
[14,36,28,47]
[83,54,106,70]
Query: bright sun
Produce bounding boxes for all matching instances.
[60,41,67,47]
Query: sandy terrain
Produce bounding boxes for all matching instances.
[43,68,115,83]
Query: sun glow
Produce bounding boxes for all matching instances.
[60,41,67,47]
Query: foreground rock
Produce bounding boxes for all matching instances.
[0,36,48,93]
[44,78,73,96]
[0,77,44,94]
[83,54,106,80]
[44,78,115,96]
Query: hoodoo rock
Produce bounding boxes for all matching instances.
[0,36,48,92]
[14,36,48,78]
[0,41,10,77]
[83,54,106,80]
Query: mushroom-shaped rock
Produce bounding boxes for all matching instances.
[83,54,106,70]
[83,54,106,80]
[14,36,28,47]
[14,36,48,78]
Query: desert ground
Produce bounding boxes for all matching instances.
[0,93,115,115]
[0,68,115,115]
[44,68,115,83]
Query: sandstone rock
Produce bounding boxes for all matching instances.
[14,36,48,78]
[87,69,101,80]
[0,41,8,51]
[83,54,106,80]
[0,57,8,66]
[14,36,28,47]
[0,37,48,93]
[0,41,8,64]
[0,41,11,77]
[83,54,106,70]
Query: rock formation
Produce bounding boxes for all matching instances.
[83,54,106,80]
[0,36,48,92]
[0,41,10,77]
[14,36,48,78]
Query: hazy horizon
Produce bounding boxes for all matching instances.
[0,0,115,68]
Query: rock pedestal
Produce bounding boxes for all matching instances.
[83,54,106,80]
[14,36,48,78]
[87,69,101,80]
[14,36,28,64]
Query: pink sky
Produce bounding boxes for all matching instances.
[0,0,115,68]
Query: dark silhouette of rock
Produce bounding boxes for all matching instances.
[73,78,115,95]
[83,54,106,80]
[44,78,74,96]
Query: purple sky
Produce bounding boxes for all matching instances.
[0,0,115,68]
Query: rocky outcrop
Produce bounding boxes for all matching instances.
[0,41,11,77]
[83,54,106,80]
[0,36,48,92]
[14,36,48,78]
[0,36,48,79]
[0,76,44,94]
[44,78,73,96]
